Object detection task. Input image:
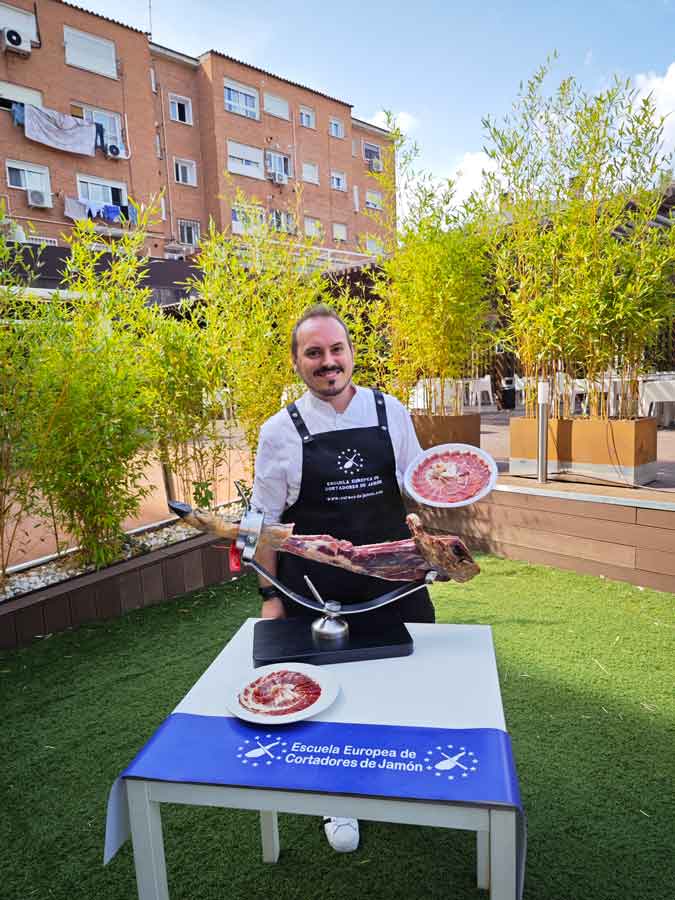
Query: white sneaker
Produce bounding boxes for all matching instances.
[323,816,360,853]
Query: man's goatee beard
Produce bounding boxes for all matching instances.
[313,380,351,398]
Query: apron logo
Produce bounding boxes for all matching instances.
[337,448,365,473]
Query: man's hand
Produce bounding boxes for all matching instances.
[260,596,286,619]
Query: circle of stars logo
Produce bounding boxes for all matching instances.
[236,734,288,767]
[336,449,365,473]
[423,744,479,781]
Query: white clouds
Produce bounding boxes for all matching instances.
[584,49,593,67]
[634,62,675,151]
[369,110,420,134]
[444,151,497,206]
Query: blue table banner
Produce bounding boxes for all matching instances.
[122,713,521,808]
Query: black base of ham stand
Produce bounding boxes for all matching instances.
[252,617,413,667]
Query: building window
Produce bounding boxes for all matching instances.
[0,2,38,41]
[231,203,264,235]
[169,94,193,125]
[353,185,359,212]
[150,67,157,93]
[155,133,162,158]
[6,159,51,201]
[330,170,347,191]
[302,161,319,184]
[365,189,383,210]
[304,216,321,238]
[332,222,347,242]
[270,209,295,233]
[329,117,344,139]
[363,141,381,162]
[77,174,127,206]
[71,103,124,152]
[352,138,358,157]
[64,26,117,79]
[0,80,42,107]
[263,93,289,119]
[299,106,315,128]
[266,151,292,179]
[174,158,197,186]
[227,140,264,179]
[178,219,200,246]
[224,79,259,119]
[366,237,384,255]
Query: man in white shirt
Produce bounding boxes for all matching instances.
[250,303,434,853]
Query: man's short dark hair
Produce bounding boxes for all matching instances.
[291,304,353,359]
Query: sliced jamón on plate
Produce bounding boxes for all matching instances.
[404,443,498,509]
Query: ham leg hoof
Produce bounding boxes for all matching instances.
[406,514,480,584]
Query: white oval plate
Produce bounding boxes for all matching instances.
[224,662,340,725]
[404,443,498,509]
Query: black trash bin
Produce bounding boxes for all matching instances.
[500,377,516,410]
[501,388,516,410]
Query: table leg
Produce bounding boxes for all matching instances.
[259,810,280,863]
[127,780,170,900]
[477,829,490,891]
[489,809,517,900]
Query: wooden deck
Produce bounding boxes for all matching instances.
[420,475,675,593]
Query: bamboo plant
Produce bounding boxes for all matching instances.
[483,64,675,418]
[21,212,158,568]
[365,115,494,414]
[192,188,328,459]
[0,219,44,580]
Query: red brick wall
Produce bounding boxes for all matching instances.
[150,51,206,246]
[0,1,394,260]
[0,0,166,254]
[198,53,391,254]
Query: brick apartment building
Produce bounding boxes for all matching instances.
[0,0,392,266]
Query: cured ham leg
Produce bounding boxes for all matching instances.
[169,502,479,584]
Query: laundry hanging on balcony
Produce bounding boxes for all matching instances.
[64,197,88,222]
[11,102,24,127]
[102,204,121,223]
[24,104,96,156]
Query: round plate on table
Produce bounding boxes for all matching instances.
[224,662,340,725]
[404,443,498,509]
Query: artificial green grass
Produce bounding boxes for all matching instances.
[2,556,673,900]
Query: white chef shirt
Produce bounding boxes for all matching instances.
[251,385,423,523]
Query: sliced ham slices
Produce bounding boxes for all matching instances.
[404,444,497,509]
[239,669,322,716]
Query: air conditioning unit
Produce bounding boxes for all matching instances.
[27,189,51,208]
[1,28,31,56]
[273,172,288,185]
[368,158,383,172]
[105,144,123,159]
[231,220,244,235]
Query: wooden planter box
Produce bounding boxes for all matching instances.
[509,417,658,486]
[0,533,236,651]
[412,413,481,449]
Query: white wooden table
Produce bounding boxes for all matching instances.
[114,621,522,900]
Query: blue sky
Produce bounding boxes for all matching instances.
[72,0,675,197]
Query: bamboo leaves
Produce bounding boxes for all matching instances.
[485,66,675,419]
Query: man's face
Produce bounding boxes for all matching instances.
[293,316,354,400]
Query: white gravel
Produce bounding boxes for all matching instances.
[1,506,242,603]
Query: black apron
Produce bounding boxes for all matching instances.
[278,389,434,625]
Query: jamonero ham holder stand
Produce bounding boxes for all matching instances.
[169,486,438,667]
[169,441,495,667]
